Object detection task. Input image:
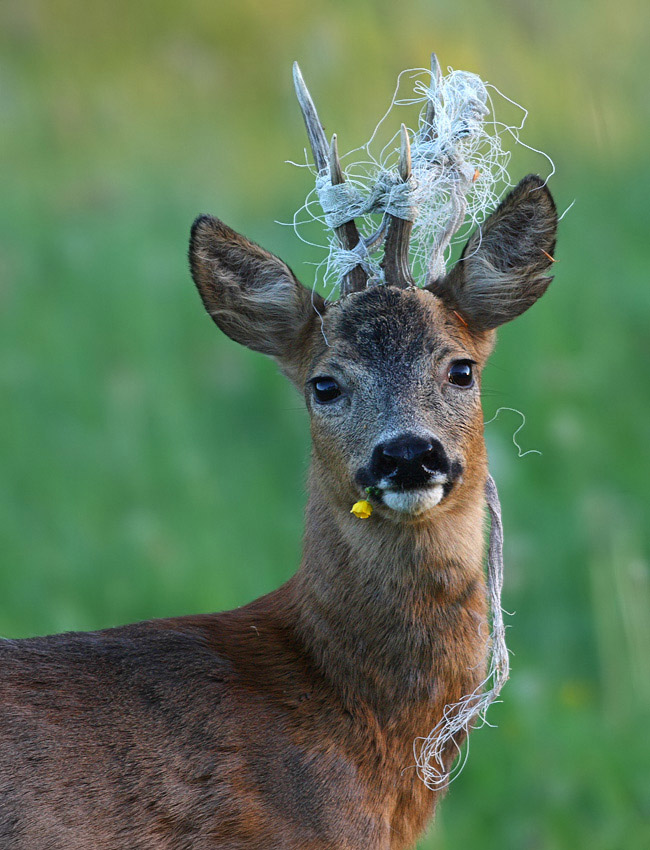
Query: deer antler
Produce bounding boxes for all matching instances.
[294,55,491,295]
[293,63,421,294]
[418,53,489,283]
[293,63,368,296]
[380,124,415,288]
[421,53,442,143]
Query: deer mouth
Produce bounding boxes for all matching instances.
[381,483,447,515]
[355,452,462,516]
[361,462,462,516]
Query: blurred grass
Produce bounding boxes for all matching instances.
[1,0,649,847]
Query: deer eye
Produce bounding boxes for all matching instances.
[448,360,475,388]
[311,377,342,404]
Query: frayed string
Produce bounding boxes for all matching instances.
[484,406,541,458]
[558,198,576,222]
[315,171,419,228]
[414,474,509,790]
[289,62,555,295]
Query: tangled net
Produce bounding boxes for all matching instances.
[289,62,554,301]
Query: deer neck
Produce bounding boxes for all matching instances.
[291,459,489,718]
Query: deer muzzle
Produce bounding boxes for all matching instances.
[356,433,462,515]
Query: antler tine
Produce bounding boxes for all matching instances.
[431,52,442,81]
[292,62,329,174]
[293,63,367,295]
[328,133,343,183]
[421,53,442,143]
[398,121,412,180]
[381,124,415,289]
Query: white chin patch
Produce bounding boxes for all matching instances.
[382,484,445,515]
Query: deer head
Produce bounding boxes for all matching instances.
[189,62,557,524]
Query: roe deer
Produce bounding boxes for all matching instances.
[0,58,558,849]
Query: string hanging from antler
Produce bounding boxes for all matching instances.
[292,54,535,299]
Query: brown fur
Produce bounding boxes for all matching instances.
[0,175,557,849]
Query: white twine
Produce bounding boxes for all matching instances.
[484,407,542,458]
[315,170,420,229]
[290,63,554,294]
[408,70,506,282]
[367,172,420,221]
[315,176,367,229]
[328,243,380,281]
[413,474,510,790]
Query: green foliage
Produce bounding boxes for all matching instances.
[0,1,648,847]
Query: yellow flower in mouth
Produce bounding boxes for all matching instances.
[350,499,373,519]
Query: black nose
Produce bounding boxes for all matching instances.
[371,434,449,488]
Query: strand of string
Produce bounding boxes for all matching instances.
[413,474,509,790]
[484,406,541,458]
[414,405,540,788]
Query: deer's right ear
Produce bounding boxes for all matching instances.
[189,215,324,361]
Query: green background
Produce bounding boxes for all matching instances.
[1,1,648,847]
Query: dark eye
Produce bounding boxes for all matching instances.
[312,377,342,404]
[448,360,474,388]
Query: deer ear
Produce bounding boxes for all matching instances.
[428,175,558,331]
[189,215,324,360]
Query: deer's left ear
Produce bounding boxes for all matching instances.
[189,215,323,363]
[428,175,558,331]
